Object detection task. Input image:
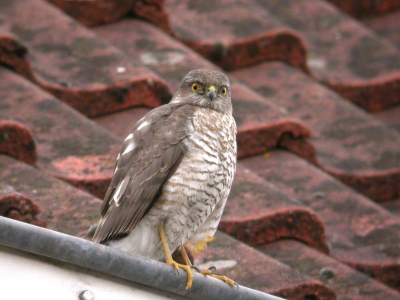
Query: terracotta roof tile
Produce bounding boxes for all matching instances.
[132,0,309,72]
[0,119,37,165]
[362,9,400,50]
[381,199,400,219]
[261,240,400,300]
[261,0,400,111]
[241,150,400,290]
[232,62,400,202]
[0,0,170,117]
[327,0,400,18]
[194,231,336,300]
[47,0,133,27]
[0,183,45,228]
[220,166,328,253]
[0,67,120,198]
[0,155,101,238]
[373,105,400,133]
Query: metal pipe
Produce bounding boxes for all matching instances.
[0,217,284,300]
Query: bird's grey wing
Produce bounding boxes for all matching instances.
[93,104,196,244]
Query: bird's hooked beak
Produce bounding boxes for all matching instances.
[206,85,216,101]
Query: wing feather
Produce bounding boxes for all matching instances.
[93,103,196,244]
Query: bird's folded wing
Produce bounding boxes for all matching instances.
[93,103,197,243]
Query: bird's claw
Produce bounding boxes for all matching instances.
[193,265,235,287]
[190,265,200,272]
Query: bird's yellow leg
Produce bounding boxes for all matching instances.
[158,226,194,289]
[179,246,193,267]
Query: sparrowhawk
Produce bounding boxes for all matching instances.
[93,69,237,289]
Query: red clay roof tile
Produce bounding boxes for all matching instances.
[262,240,400,299]
[0,183,46,228]
[232,62,400,202]
[382,199,400,219]
[220,166,328,253]
[0,119,37,165]
[47,0,133,27]
[327,0,400,18]
[132,0,309,72]
[241,150,400,290]
[372,105,400,133]
[261,0,400,111]
[194,231,336,300]
[0,67,120,198]
[0,0,170,117]
[0,155,101,238]
[362,9,400,50]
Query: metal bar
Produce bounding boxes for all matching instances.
[0,217,284,300]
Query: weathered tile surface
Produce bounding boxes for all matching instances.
[132,0,309,72]
[327,0,400,18]
[0,0,170,117]
[194,231,336,300]
[232,62,400,202]
[241,150,400,290]
[0,119,37,165]
[0,183,46,228]
[47,0,133,27]
[0,67,120,198]
[221,166,328,253]
[382,199,400,219]
[362,9,400,49]
[260,0,400,111]
[0,155,101,238]
[261,240,400,300]
[373,105,400,133]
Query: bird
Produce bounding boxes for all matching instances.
[92,69,237,289]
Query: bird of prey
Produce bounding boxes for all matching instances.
[93,69,237,289]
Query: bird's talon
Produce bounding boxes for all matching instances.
[191,266,200,272]
[208,266,217,272]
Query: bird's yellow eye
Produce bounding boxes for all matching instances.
[191,83,200,92]
[220,86,227,95]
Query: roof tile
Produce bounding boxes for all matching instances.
[0,67,120,198]
[132,0,309,71]
[362,9,400,50]
[232,62,400,201]
[241,150,400,290]
[220,166,328,253]
[260,0,400,111]
[0,155,101,238]
[382,199,400,219]
[194,231,336,300]
[0,0,170,117]
[327,0,400,18]
[0,183,46,228]
[0,119,37,165]
[261,239,400,299]
[47,0,133,27]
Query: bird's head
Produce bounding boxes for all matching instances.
[171,69,232,114]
